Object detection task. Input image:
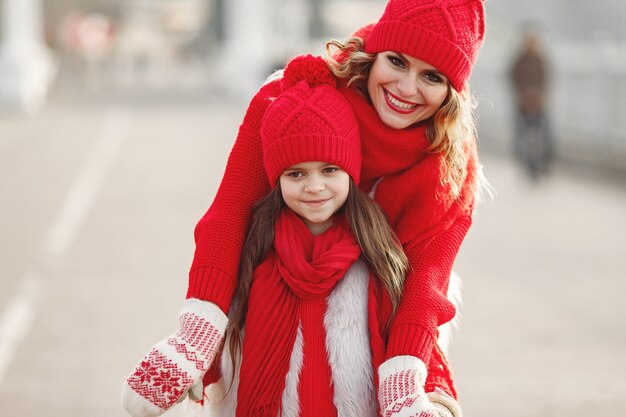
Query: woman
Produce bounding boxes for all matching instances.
[122,0,486,416]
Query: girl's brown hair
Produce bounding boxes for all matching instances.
[325,37,479,200]
[225,179,407,378]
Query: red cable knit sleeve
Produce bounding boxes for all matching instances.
[425,342,458,399]
[386,213,472,364]
[186,80,282,312]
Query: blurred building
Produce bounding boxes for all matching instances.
[0,0,56,112]
[1,0,624,169]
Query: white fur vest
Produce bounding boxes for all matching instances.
[196,259,377,417]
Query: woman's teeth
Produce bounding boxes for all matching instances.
[386,91,417,110]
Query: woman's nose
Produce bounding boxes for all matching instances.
[397,74,419,98]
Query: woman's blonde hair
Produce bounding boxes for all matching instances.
[325,37,479,200]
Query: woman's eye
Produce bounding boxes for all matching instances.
[287,171,303,178]
[322,167,339,174]
[424,72,444,83]
[387,55,405,68]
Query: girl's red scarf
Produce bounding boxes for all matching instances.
[235,209,361,417]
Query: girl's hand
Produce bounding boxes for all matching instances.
[378,356,440,417]
[121,299,227,417]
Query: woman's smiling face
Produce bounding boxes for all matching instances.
[367,51,450,130]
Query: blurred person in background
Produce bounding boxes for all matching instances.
[509,25,553,180]
[121,1,487,416]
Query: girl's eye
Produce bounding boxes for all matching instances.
[386,55,406,69]
[286,171,304,179]
[322,167,339,174]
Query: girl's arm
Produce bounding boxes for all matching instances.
[186,79,282,312]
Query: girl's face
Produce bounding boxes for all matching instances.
[279,161,350,235]
[367,51,449,130]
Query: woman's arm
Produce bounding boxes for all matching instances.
[387,213,473,364]
[426,340,458,399]
[377,250,468,417]
[186,80,282,312]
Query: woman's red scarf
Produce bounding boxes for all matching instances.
[235,209,362,417]
[340,87,477,249]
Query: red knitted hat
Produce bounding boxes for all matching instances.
[261,56,361,186]
[365,0,486,91]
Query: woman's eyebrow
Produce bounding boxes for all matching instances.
[395,52,410,63]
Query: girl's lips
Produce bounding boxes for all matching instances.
[383,88,419,114]
[302,198,330,207]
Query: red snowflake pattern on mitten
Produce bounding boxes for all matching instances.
[127,349,194,410]
[122,299,228,417]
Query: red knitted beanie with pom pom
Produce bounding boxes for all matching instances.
[261,55,361,186]
[365,0,486,91]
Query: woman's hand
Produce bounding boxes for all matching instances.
[378,356,440,417]
[121,299,227,417]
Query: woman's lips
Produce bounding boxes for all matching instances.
[383,88,419,114]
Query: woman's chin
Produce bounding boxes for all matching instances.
[379,111,417,130]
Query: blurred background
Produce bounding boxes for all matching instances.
[0,0,624,416]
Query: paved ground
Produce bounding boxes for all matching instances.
[0,90,624,417]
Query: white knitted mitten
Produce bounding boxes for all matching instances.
[122,299,227,417]
[378,356,439,417]
[427,388,462,417]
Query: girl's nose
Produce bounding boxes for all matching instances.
[304,178,325,193]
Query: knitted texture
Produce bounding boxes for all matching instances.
[386,215,472,362]
[369,270,457,402]
[187,80,281,312]
[378,356,438,417]
[340,87,476,365]
[281,54,337,90]
[425,342,458,399]
[299,299,337,417]
[200,260,379,417]
[364,0,486,91]
[261,56,361,186]
[122,299,227,417]
[187,54,475,384]
[235,210,361,417]
[427,389,462,417]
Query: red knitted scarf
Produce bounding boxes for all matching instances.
[235,209,361,417]
[340,87,476,247]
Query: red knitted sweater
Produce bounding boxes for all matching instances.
[188,58,476,399]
